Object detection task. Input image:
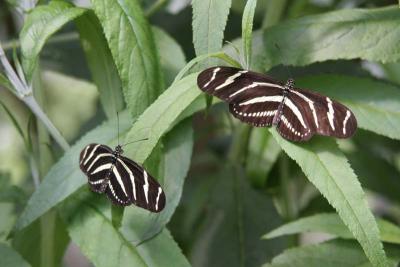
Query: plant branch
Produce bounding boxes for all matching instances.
[0,43,70,151]
[145,0,169,17]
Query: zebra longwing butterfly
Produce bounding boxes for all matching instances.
[197,66,357,142]
[79,143,166,212]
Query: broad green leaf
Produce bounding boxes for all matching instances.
[264,213,400,245]
[137,229,191,267]
[60,191,147,267]
[264,240,400,267]
[296,75,400,140]
[0,101,26,146]
[270,131,389,267]
[20,1,86,81]
[124,73,200,163]
[121,120,194,243]
[60,190,190,267]
[75,11,124,119]
[192,0,232,66]
[90,0,164,118]
[15,111,132,231]
[190,167,286,267]
[246,128,281,187]
[242,0,257,69]
[263,6,400,69]
[0,243,30,267]
[153,26,186,86]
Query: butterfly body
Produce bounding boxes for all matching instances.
[198,66,357,142]
[79,143,166,212]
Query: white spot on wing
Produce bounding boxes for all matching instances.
[229,82,284,98]
[342,110,351,135]
[290,90,319,128]
[91,163,112,174]
[238,95,283,105]
[143,170,149,204]
[155,187,162,211]
[117,158,137,201]
[80,145,90,165]
[215,71,247,90]
[113,167,128,197]
[203,67,220,87]
[87,153,113,172]
[327,97,335,130]
[83,144,100,166]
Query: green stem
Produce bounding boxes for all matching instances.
[228,124,252,165]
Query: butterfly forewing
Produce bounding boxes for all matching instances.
[79,143,166,212]
[291,88,357,139]
[197,66,284,103]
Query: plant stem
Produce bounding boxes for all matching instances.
[228,124,252,164]
[24,96,69,151]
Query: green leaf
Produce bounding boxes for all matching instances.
[75,10,125,119]
[153,26,186,86]
[296,75,400,140]
[60,190,190,267]
[0,101,26,147]
[263,6,400,69]
[60,191,147,267]
[270,132,389,267]
[90,0,164,118]
[192,0,232,66]
[242,0,257,69]
[264,213,400,245]
[124,73,200,163]
[246,128,281,187]
[0,243,30,267]
[190,167,286,267]
[15,111,132,231]
[264,240,399,267]
[121,119,194,243]
[20,1,86,81]
[136,229,191,267]
[0,73,13,92]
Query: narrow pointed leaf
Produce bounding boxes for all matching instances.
[242,0,257,69]
[75,11,124,119]
[264,213,400,245]
[90,0,164,118]
[270,132,389,267]
[192,0,232,66]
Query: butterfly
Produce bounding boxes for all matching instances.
[79,143,166,212]
[197,66,357,142]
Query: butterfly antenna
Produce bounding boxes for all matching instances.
[117,111,120,145]
[122,138,149,147]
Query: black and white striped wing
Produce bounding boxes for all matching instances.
[113,156,166,212]
[79,144,166,212]
[284,88,357,140]
[197,66,284,103]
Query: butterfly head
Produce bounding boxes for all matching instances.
[114,145,124,155]
[285,78,295,90]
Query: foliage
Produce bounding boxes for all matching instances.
[0,0,400,267]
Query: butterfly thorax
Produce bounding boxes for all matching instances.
[273,78,295,125]
[114,145,124,157]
